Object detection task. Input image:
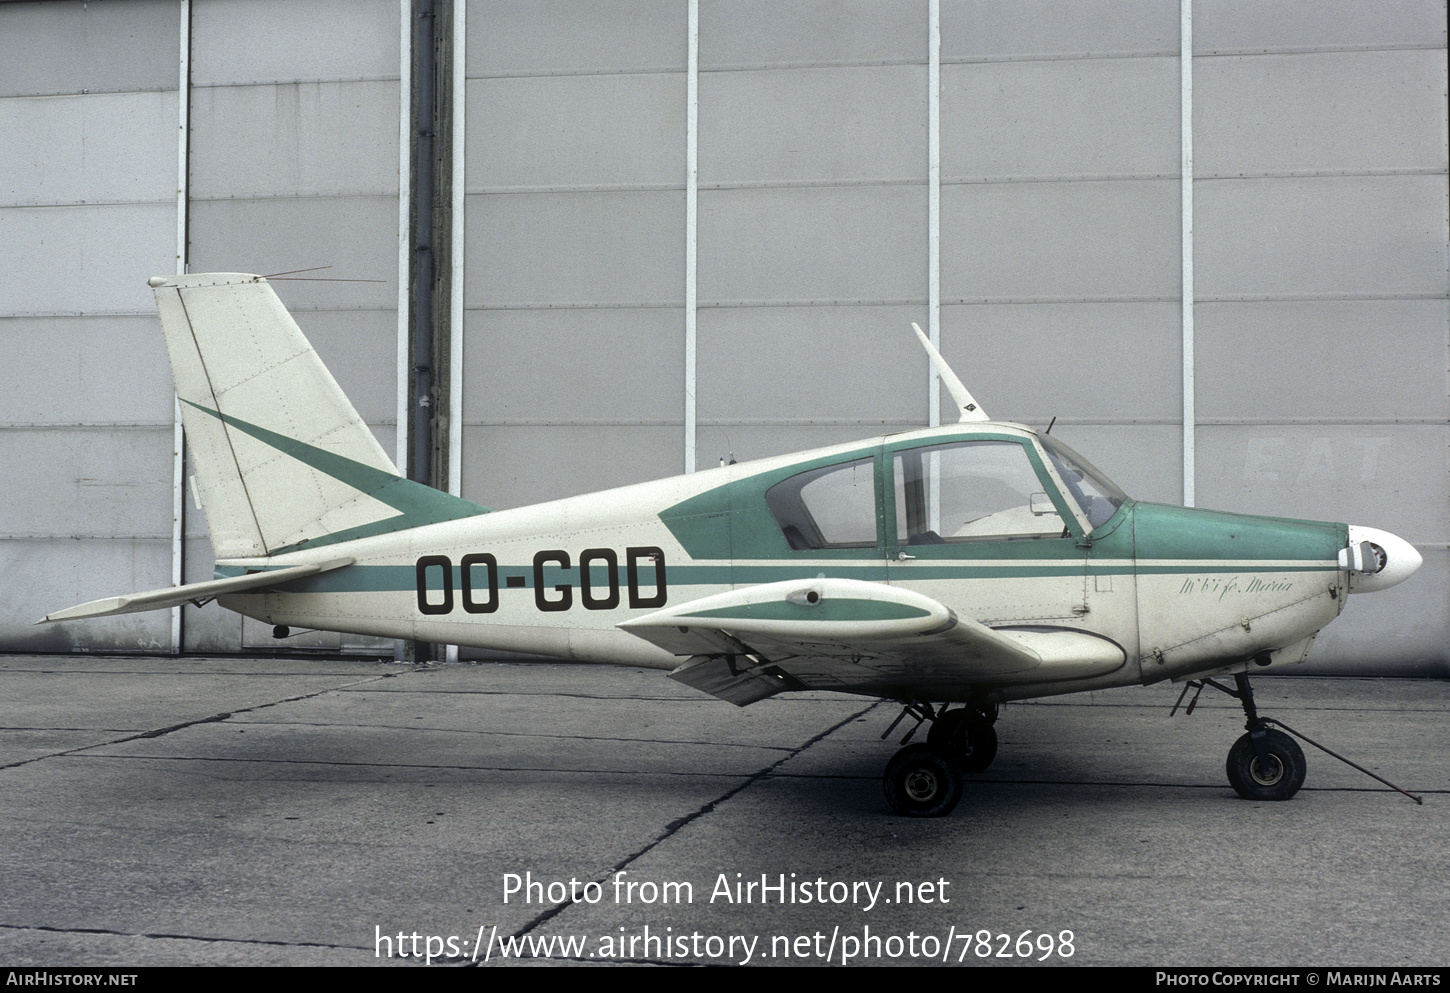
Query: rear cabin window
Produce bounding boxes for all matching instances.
[893,441,1067,544]
[766,457,877,550]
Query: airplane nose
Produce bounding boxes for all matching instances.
[1343,525,1422,594]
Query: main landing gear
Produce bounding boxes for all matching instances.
[880,702,998,817]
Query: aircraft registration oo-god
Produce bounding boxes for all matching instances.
[44,273,1423,816]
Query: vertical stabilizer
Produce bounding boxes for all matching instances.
[151,273,484,557]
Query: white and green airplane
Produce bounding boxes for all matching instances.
[44,273,1422,816]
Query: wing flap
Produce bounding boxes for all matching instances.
[39,557,355,623]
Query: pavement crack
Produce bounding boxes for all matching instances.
[0,673,400,771]
[0,921,365,952]
[495,700,883,952]
[222,720,797,751]
[67,753,780,777]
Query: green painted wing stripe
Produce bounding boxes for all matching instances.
[681,599,930,623]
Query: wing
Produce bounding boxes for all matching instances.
[618,578,1124,705]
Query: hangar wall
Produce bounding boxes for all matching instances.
[1,0,1445,672]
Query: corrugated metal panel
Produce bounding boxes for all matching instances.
[463,308,684,423]
[1196,425,1449,540]
[0,205,175,315]
[695,305,924,422]
[942,58,1178,178]
[0,427,174,537]
[188,81,402,198]
[1197,300,1450,420]
[0,91,177,206]
[941,180,1179,300]
[4,540,173,652]
[1195,0,1447,53]
[699,0,926,68]
[699,65,926,183]
[462,425,683,510]
[0,3,180,655]
[191,0,400,85]
[942,0,1179,60]
[466,192,685,307]
[1196,175,1447,297]
[186,198,399,309]
[1196,50,1448,175]
[698,186,927,303]
[1045,424,1185,507]
[468,74,685,189]
[694,422,923,469]
[469,0,686,76]
[0,0,178,98]
[0,316,175,424]
[942,301,1183,422]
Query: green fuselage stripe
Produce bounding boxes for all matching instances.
[218,559,1334,595]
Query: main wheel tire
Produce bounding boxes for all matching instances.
[961,722,998,773]
[883,744,963,817]
[927,709,999,773]
[1226,729,1306,801]
[926,708,967,749]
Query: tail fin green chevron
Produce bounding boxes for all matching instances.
[151,273,487,557]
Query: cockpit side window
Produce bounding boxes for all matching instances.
[765,457,878,550]
[892,441,1066,543]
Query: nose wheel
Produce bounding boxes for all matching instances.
[1226,728,1306,800]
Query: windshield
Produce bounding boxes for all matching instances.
[1038,434,1129,530]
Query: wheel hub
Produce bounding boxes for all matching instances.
[1250,755,1284,786]
[903,769,939,801]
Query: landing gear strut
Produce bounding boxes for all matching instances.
[880,701,998,817]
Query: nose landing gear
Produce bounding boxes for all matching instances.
[1173,671,1422,804]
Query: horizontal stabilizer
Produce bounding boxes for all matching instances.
[39,557,354,623]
